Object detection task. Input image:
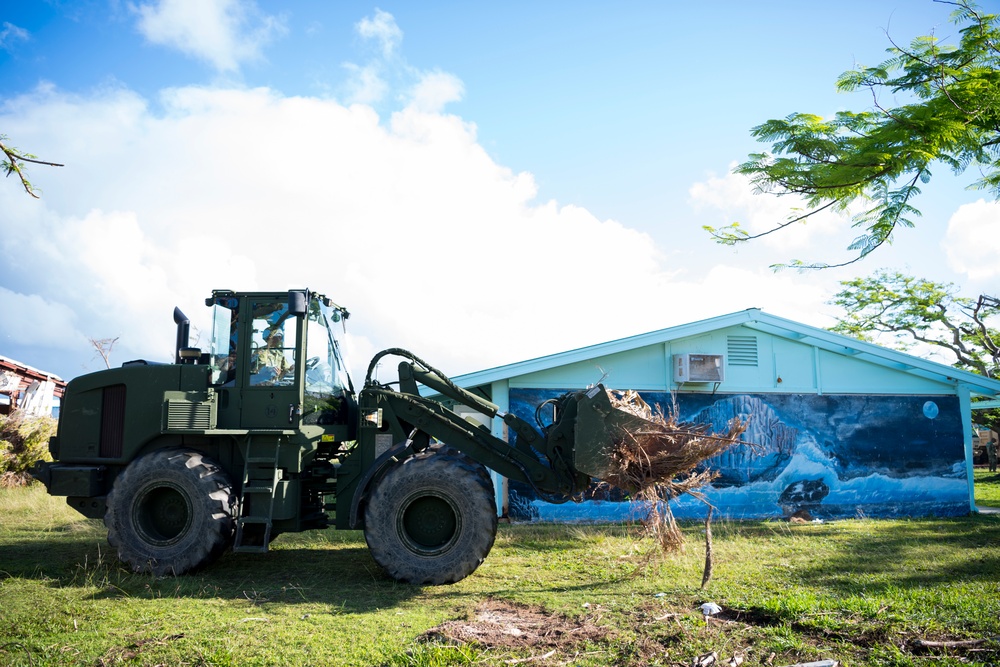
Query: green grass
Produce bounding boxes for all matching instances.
[1,485,999,666]
[974,467,1000,507]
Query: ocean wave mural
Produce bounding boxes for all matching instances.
[507,389,970,522]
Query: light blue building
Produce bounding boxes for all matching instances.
[435,309,1000,522]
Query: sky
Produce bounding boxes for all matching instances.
[1,0,998,386]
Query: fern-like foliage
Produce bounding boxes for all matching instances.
[708,1,1000,268]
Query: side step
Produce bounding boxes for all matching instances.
[233,436,281,554]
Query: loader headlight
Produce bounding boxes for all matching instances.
[363,408,382,428]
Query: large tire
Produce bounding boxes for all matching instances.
[364,448,498,585]
[104,449,235,576]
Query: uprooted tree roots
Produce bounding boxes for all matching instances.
[602,390,748,557]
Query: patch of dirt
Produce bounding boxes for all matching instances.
[93,633,185,666]
[421,599,611,653]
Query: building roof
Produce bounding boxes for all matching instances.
[0,354,67,394]
[444,308,1000,399]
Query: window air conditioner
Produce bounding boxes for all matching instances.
[673,354,725,383]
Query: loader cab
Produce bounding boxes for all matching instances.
[206,290,354,431]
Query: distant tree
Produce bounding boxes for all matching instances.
[830,269,1000,427]
[706,1,1000,269]
[0,134,63,197]
[89,337,119,370]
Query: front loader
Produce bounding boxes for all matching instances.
[34,289,652,584]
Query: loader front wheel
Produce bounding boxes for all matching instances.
[364,449,497,585]
[105,449,235,576]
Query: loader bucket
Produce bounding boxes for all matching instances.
[568,385,658,481]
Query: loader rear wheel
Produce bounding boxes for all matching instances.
[105,449,235,576]
[364,449,497,585]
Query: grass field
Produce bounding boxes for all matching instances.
[1,483,998,667]
[974,467,1000,507]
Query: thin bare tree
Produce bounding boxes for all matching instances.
[89,337,119,370]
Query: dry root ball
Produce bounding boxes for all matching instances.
[603,390,748,551]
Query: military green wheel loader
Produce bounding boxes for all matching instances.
[34,289,649,584]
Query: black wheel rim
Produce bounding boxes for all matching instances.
[397,491,460,556]
[133,482,193,546]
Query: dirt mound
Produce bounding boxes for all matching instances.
[421,599,610,653]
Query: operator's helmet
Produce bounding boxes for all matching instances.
[264,328,284,342]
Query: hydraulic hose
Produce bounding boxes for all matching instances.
[364,348,468,402]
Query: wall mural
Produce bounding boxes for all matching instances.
[508,388,970,522]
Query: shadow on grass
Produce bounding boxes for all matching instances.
[0,523,649,614]
[9,515,997,617]
[785,516,1000,593]
[0,532,428,612]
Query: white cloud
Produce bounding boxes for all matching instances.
[0,76,848,383]
[688,167,850,253]
[408,71,464,114]
[943,199,1000,281]
[356,9,402,59]
[0,82,686,380]
[132,0,287,72]
[689,265,837,329]
[0,288,83,349]
[341,62,389,106]
[341,10,404,107]
[343,11,457,113]
[0,22,29,52]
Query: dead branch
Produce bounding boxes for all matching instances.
[505,649,557,664]
[701,506,714,589]
[913,636,1000,649]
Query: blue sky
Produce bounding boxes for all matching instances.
[1,0,997,383]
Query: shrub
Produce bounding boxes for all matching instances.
[0,410,56,487]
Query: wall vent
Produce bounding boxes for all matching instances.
[673,354,725,383]
[727,335,759,367]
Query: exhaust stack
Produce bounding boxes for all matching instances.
[173,307,190,364]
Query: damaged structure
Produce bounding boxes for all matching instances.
[0,354,66,417]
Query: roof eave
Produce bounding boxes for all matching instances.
[429,308,1000,399]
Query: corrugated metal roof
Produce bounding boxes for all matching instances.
[440,308,1000,399]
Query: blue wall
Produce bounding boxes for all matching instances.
[508,388,970,522]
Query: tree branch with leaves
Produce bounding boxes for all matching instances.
[830,269,1000,427]
[0,135,63,198]
[706,0,1000,269]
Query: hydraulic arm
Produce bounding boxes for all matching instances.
[354,349,634,502]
